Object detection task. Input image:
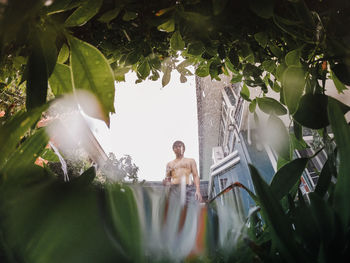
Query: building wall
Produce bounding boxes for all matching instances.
[196,75,231,180]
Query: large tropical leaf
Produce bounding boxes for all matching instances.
[249,165,305,262]
[327,98,350,228]
[257,97,287,116]
[270,158,308,200]
[293,94,350,129]
[314,158,336,198]
[26,29,57,110]
[69,37,115,125]
[103,184,142,262]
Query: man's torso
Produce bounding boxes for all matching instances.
[168,157,193,185]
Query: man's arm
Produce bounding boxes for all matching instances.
[191,159,202,201]
[163,162,172,185]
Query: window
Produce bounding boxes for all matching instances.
[220,178,228,190]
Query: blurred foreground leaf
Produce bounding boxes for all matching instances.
[249,164,304,262]
[328,98,350,228]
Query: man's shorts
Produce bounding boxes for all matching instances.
[168,184,197,205]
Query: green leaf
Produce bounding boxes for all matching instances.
[331,63,350,86]
[69,166,96,187]
[293,120,302,140]
[270,158,308,200]
[269,41,283,58]
[282,66,306,114]
[46,0,81,15]
[209,60,221,80]
[228,48,240,69]
[195,62,210,77]
[69,37,115,125]
[187,42,205,56]
[293,94,328,129]
[267,115,291,160]
[98,6,122,23]
[210,182,258,203]
[290,133,308,150]
[2,128,49,174]
[104,184,142,261]
[230,74,242,83]
[249,0,274,19]
[240,44,254,63]
[315,159,335,198]
[328,98,350,228]
[41,148,59,162]
[309,193,337,248]
[262,60,276,73]
[254,32,268,48]
[293,94,350,129]
[114,66,130,82]
[243,64,262,79]
[0,105,48,168]
[149,57,161,70]
[240,83,251,101]
[170,31,185,51]
[180,74,187,83]
[49,63,73,96]
[277,156,289,170]
[162,66,171,87]
[176,65,193,77]
[276,63,287,81]
[249,165,303,262]
[137,60,150,80]
[57,43,69,64]
[122,10,138,21]
[257,97,287,115]
[157,18,175,32]
[330,70,347,94]
[285,49,301,66]
[124,50,140,66]
[292,194,320,253]
[26,29,57,110]
[249,99,257,113]
[65,0,103,27]
[225,59,237,74]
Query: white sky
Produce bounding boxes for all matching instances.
[87,70,199,181]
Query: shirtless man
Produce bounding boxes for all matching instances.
[164,140,202,202]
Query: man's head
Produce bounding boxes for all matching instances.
[172,140,185,157]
